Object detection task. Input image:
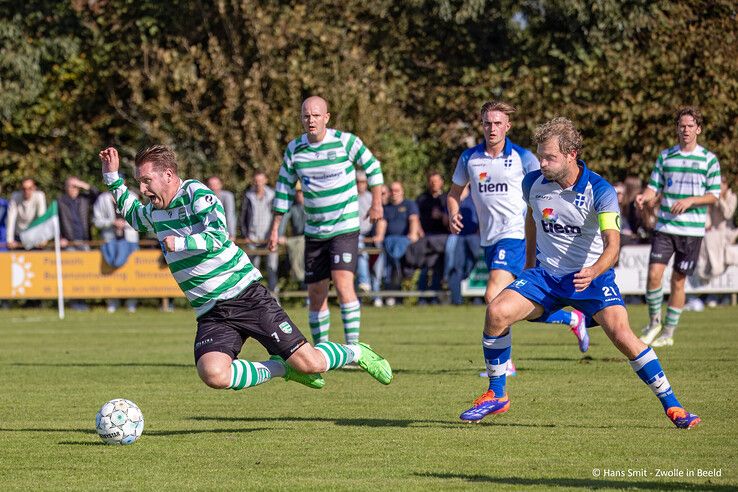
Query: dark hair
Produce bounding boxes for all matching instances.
[134,145,178,173]
[480,100,516,118]
[674,106,703,128]
[533,117,583,157]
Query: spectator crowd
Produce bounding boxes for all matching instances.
[0,170,735,308]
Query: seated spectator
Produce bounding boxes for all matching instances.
[240,171,278,291]
[94,191,140,313]
[416,171,448,303]
[205,175,237,239]
[6,178,46,249]
[447,187,481,305]
[375,181,421,306]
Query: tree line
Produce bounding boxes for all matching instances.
[1,0,736,197]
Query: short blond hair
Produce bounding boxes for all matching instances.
[480,100,516,118]
[533,117,583,157]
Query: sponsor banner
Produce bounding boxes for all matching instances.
[0,250,182,299]
[463,245,738,296]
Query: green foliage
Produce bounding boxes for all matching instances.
[0,0,736,195]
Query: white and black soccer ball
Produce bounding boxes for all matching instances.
[95,398,144,445]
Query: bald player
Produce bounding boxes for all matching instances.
[269,96,384,348]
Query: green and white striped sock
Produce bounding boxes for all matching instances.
[227,359,284,390]
[309,309,330,344]
[646,288,663,324]
[315,342,360,371]
[340,300,361,345]
[664,306,682,330]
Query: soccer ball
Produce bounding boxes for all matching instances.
[95,398,144,445]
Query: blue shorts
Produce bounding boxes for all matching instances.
[484,238,526,276]
[506,267,625,321]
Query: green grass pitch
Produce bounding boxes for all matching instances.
[1,304,736,490]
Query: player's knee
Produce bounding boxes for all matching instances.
[486,301,512,329]
[197,364,230,389]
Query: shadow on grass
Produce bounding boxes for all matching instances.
[0,427,272,443]
[10,362,190,368]
[189,416,658,430]
[415,472,734,491]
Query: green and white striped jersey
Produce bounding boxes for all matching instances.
[103,172,262,317]
[273,129,383,239]
[647,144,721,237]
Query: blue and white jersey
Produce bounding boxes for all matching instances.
[452,138,540,246]
[522,161,619,276]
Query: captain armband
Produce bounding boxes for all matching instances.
[598,212,621,232]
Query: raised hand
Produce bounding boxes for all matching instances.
[99,147,120,174]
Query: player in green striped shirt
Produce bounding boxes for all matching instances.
[635,107,721,347]
[268,96,384,348]
[99,145,392,397]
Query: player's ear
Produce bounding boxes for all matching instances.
[325,112,330,124]
[696,125,702,135]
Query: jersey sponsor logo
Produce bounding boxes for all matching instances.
[278,321,293,334]
[535,194,553,200]
[303,176,311,186]
[540,208,582,235]
[477,172,508,194]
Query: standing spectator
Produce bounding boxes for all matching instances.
[6,178,47,249]
[447,186,481,305]
[240,171,278,291]
[415,171,448,303]
[0,185,8,251]
[58,176,97,249]
[355,169,373,293]
[696,176,738,293]
[278,182,307,287]
[206,176,237,239]
[637,106,721,347]
[375,181,421,306]
[58,176,98,311]
[94,191,140,313]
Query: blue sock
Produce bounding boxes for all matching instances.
[540,309,572,325]
[629,347,681,411]
[482,331,511,398]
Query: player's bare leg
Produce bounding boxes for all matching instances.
[307,279,331,343]
[642,263,667,344]
[333,269,361,345]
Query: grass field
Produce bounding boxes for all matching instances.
[1,303,736,491]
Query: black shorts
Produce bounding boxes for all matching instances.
[304,231,359,284]
[648,231,703,276]
[194,282,307,362]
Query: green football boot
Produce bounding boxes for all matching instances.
[356,343,393,385]
[270,356,325,389]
